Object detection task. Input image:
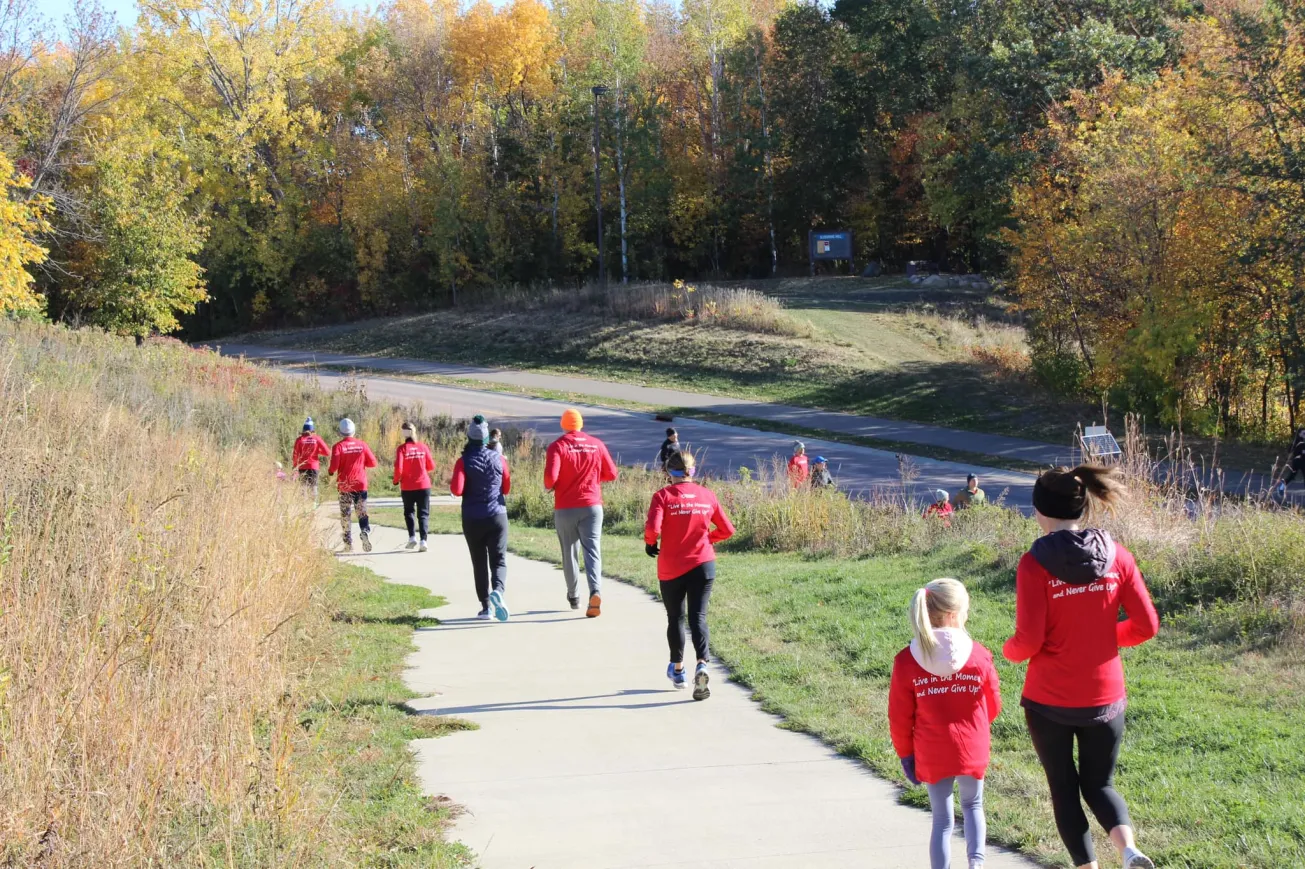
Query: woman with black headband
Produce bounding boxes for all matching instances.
[1003,465,1159,869]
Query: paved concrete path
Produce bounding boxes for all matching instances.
[273,363,1038,510]
[339,524,1038,869]
[217,343,1075,466]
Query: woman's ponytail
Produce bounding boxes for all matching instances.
[910,588,937,656]
[1033,463,1127,520]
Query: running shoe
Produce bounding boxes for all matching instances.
[339,538,354,553]
[1124,851,1155,869]
[586,593,602,618]
[405,537,417,550]
[666,663,687,689]
[419,540,428,552]
[568,597,580,610]
[361,531,372,552]
[476,607,492,621]
[489,589,510,622]
[692,662,711,701]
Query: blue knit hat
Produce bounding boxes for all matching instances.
[303,417,314,432]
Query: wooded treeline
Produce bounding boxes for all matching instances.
[5,0,1305,436]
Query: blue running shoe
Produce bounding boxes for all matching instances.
[666,663,687,689]
[489,589,510,622]
[693,662,711,701]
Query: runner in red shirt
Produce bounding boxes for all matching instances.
[787,441,809,487]
[291,417,330,500]
[889,578,1000,869]
[544,408,618,617]
[393,421,436,552]
[643,450,734,701]
[327,418,378,552]
[1003,465,1158,869]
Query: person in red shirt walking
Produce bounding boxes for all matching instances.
[291,417,330,501]
[787,441,809,487]
[889,578,1001,869]
[393,421,436,552]
[327,418,378,553]
[643,450,734,701]
[544,408,618,617]
[1003,465,1159,869]
[923,489,954,526]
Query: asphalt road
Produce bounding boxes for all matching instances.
[278,365,1037,509]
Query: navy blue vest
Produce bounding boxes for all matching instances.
[461,446,506,520]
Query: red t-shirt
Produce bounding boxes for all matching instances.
[393,440,436,491]
[1003,544,1159,707]
[888,643,1002,783]
[291,433,330,471]
[643,482,736,581]
[328,437,378,493]
[788,454,809,485]
[544,431,618,509]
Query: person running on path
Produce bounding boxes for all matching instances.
[924,489,954,524]
[1276,428,1305,496]
[393,421,436,552]
[953,474,986,509]
[328,418,377,552]
[450,416,512,621]
[1003,465,1159,869]
[657,427,680,469]
[644,450,734,701]
[890,578,1001,869]
[810,455,835,489]
[291,417,330,500]
[787,441,809,487]
[545,408,618,617]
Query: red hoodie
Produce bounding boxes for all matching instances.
[393,440,436,491]
[1003,532,1159,708]
[328,437,377,493]
[643,482,736,580]
[291,433,331,471]
[544,431,619,509]
[889,635,1002,783]
[788,454,809,486]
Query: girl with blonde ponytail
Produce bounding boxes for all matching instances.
[889,578,1002,869]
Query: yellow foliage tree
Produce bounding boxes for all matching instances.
[0,153,50,316]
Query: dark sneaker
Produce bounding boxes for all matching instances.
[586,593,602,618]
[692,662,711,701]
[476,607,492,621]
[568,597,580,610]
[666,663,687,689]
[361,531,372,552]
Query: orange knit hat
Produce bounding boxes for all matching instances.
[560,408,584,432]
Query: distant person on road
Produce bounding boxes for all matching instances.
[1276,428,1305,497]
[451,416,512,621]
[644,450,735,701]
[787,441,809,487]
[953,474,986,509]
[393,421,436,552]
[328,418,377,552]
[291,417,330,500]
[545,408,619,617]
[923,490,953,524]
[1004,465,1159,869]
[810,456,835,489]
[657,427,680,469]
[488,427,504,455]
[889,578,1001,869]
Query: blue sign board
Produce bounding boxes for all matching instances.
[808,230,853,275]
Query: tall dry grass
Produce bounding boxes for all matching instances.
[0,322,440,865]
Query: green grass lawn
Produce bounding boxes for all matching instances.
[373,506,1305,868]
[290,561,477,866]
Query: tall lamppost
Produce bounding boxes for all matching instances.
[592,84,609,294]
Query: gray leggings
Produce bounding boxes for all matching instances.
[925,775,985,869]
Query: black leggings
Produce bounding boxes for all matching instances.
[660,562,715,664]
[462,512,508,605]
[1025,707,1132,866]
[402,488,431,540]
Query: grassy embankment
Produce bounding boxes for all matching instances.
[376,432,1305,869]
[238,278,1087,445]
[0,323,472,866]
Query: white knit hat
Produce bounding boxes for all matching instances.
[339,418,356,436]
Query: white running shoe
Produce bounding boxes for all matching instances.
[692,662,711,701]
[1124,848,1155,869]
[361,531,372,552]
[405,537,417,550]
[419,540,428,552]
